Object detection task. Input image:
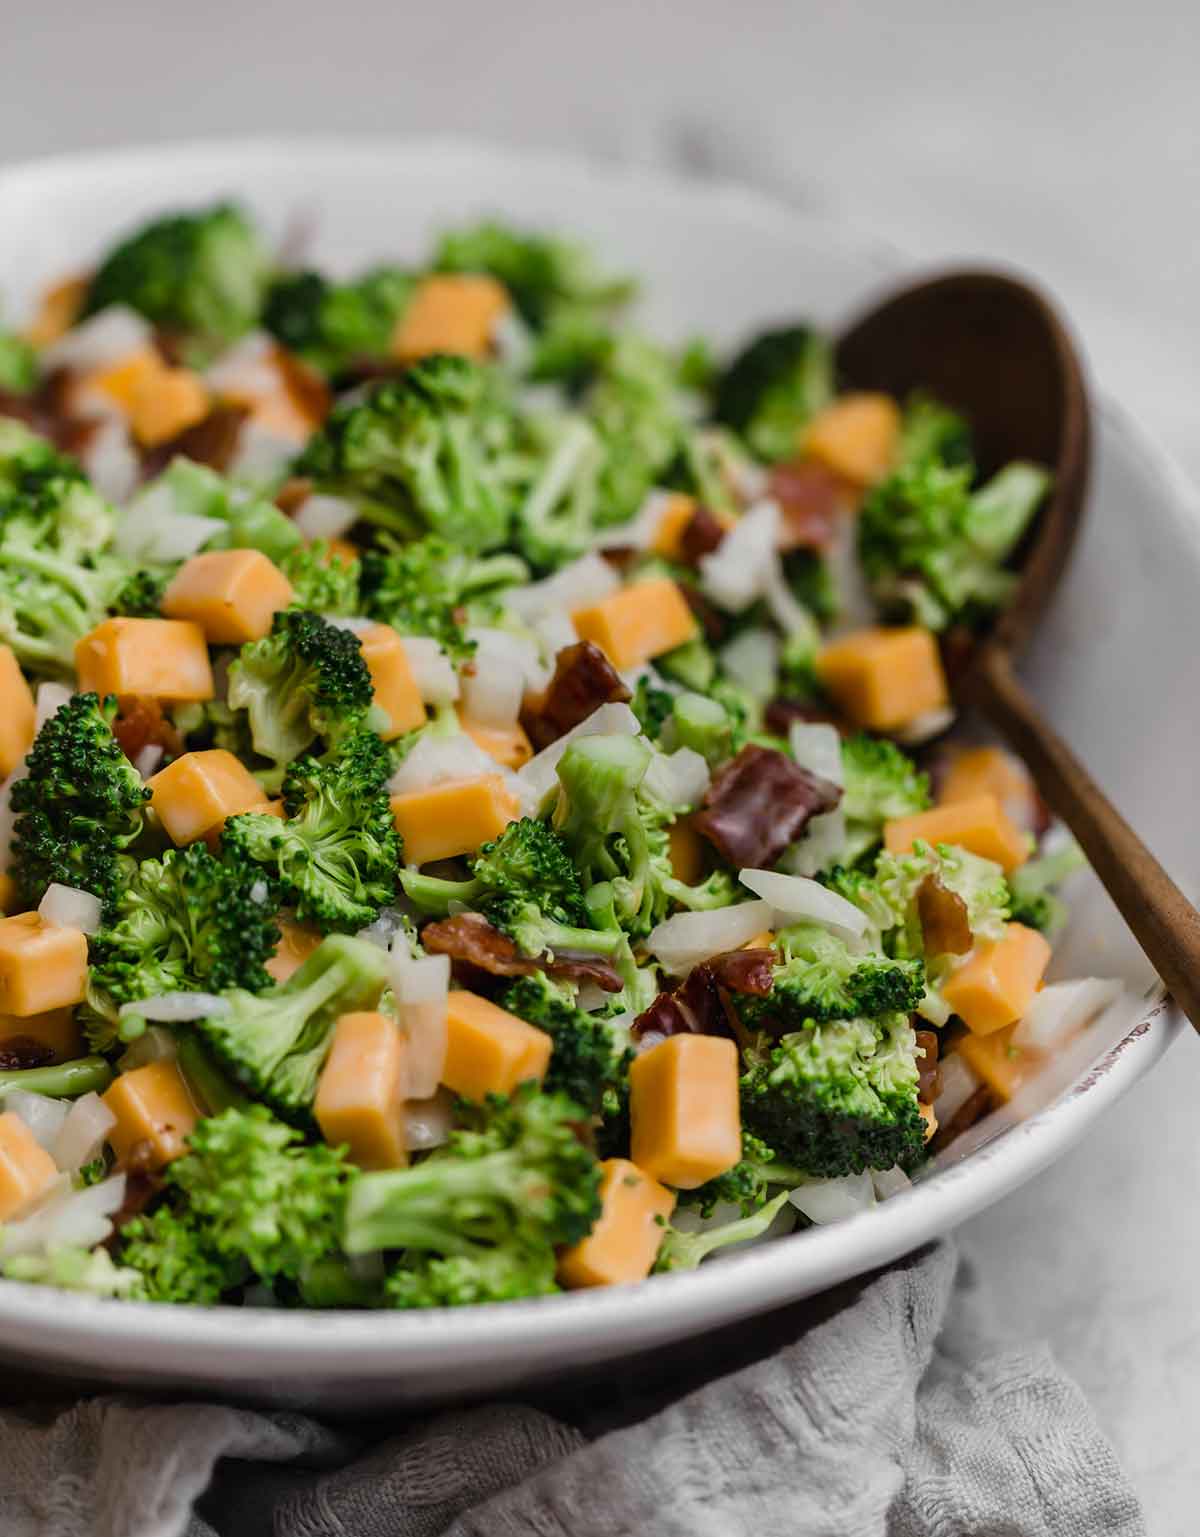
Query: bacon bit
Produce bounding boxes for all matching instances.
[632,990,693,1041]
[274,347,331,430]
[106,1168,166,1239]
[113,697,184,764]
[929,1082,996,1155]
[140,402,250,479]
[525,641,631,750]
[916,875,972,956]
[420,913,621,992]
[764,697,849,737]
[631,948,773,1042]
[275,476,314,517]
[707,948,775,997]
[767,461,848,551]
[678,504,727,564]
[693,744,842,869]
[545,951,623,992]
[679,583,727,643]
[914,1029,942,1102]
[0,1037,55,1071]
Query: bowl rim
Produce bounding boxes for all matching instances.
[0,133,1186,1372]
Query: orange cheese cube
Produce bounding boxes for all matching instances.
[0,645,36,778]
[24,274,88,347]
[392,274,510,361]
[149,749,266,845]
[102,1060,200,1170]
[919,1102,938,1142]
[650,494,700,560]
[458,715,534,770]
[0,1112,59,1221]
[803,392,901,486]
[315,1011,408,1171]
[0,874,19,916]
[741,930,776,951]
[952,1025,1040,1103]
[629,1034,741,1189]
[884,793,1029,872]
[265,919,322,984]
[0,913,88,1016]
[572,578,699,672]
[816,626,948,732]
[942,924,1052,1037]
[89,347,164,413]
[75,617,214,703]
[359,624,427,739]
[0,1006,83,1061]
[558,1158,676,1289]
[162,549,295,645]
[667,818,705,885]
[441,990,552,1101]
[130,365,210,448]
[940,746,1037,830]
[321,536,360,567]
[390,775,520,867]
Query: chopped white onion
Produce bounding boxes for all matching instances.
[699,499,779,612]
[228,420,296,482]
[738,868,869,940]
[719,627,779,701]
[531,609,578,661]
[467,627,545,692]
[390,953,450,1098]
[893,707,957,747]
[38,883,102,936]
[782,722,848,876]
[871,1165,913,1201]
[507,552,618,621]
[788,1170,876,1225]
[647,900,776,976]
[932,1051,982,1128]
[460,646,525,729]
[249,879,269,906]
[399,637,460,705]
[493,308,533,371]
[1012,978,1123,1053]
[114,485,226,563]
[51,1093,117,1173]
[517,701,641,804]
[0,1173,126,1259]
[119,992,230,1023]
[35,682,73,732]
[642,747,710,809]
[79,417,139,505]
[404,1087,455,1151]
[574,981,613,1014]
[592,489,673,552]
[117,1026,178,1073]
[789,722,844,786]
[388,732,496,796]
[762,565,816,637]
[824,515,876,635]
[355,907,407,951]
[42,305,151,374]
[294,494,358,542]
[134,744,164,780]
[204,331,276,394]
[3,1091,70,1151]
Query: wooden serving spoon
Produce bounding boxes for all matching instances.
[836,270,1200,1030]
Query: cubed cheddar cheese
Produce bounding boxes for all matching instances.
[650,493,700,560]
[149,749,266,845]
[940,746,1037,830]
[942,923,1052,1037]
[0,1006,83,1061]
[558,1158,676,1289]
[458,715,533,770]
[816,626,948,732]
[629,1034,741,1189]
[219,345,328,444]
[392,274,510,361]
[359,624,427,739]
[741,930,776,951]
[0,1112,59,1221]
[441,990,552,1101]
[75,617,214,702]
[0,913,87,1016]
[919,1102,938,1142]
[24,274,88,347]
[162,549,295,645]
[0,874,19,916]
[88,347,163,413]
[884,793,1029,872]
[315,1011,408,1171]
[0,645,36,778]
[571,578,698,672]
[390,775,520,867]
[803,392,901,486]
[102,1060,200,1170]
[265,919,323,983]
[89,348,210,447]
[321,536,360,567]
[667,818,705,886]
[952,1025,1039,1104]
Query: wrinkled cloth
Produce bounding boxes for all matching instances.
[0,1241,1145,1537]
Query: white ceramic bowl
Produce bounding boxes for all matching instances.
[0,138,1190,1409]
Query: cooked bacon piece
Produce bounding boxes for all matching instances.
[679,583,727,643]
[764,697,848,737]
[141,402,250,478]
[106,1168,166,1239]
[527,641,631,749]
[113,697,184,765]
[767,461,847,551]
[274,348,331,430]
[631,990,693,1042]
[420,913,621,992]
[692,744,842,869]
[631,948,773,1042]
[929,1083,995,1155]
[707,947,775,997]
[678,504,727,564]
[275,476,314,516]
[916,875,972,956]
[0,1038,55,1071]
[914,1029,942,1102]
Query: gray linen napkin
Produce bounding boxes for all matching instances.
[0,1240,1144,1537]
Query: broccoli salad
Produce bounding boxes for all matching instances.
[0,204,1118,1308]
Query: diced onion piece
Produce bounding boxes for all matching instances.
[517,701,641,804]
[593,489,673,552]
[647,900,776,976]
[203,330,276,391]
[229,420,297,482]
[134,744,164,780]
[824,515,876,636]
[894,707,957,747]
[507,552,619,620]
[871,1165,912,1201]
[42,305,151,373]
[738,868,868,940]
[387,732,497,796]
[79,417,139,506]
[294,494,358,542]
[642,746,710,810]
[51,1092,117,1173]
[698,499,779,612]
[460,645,524,729]
[114,485,227,562]
[788,1170,876,1225]
[119,992,230,1023]
[780,809,848,878]
[531,609,578,661]
[398,637,460,706]
[38,883,102,936]
[0,1173,126,1259]
[1012,978,1123,1052]
[932,1051,982,1128]
[2,1091,70,1151]
[390,953,450,1099]
[789,722,844,786]
[719,628,779,700]
[762,565,816,637]
[493,309,533,371]
[355,907,408,951]
[467,627,546,692]
[117,1025,179,1073]
[35,682,73,732]
[404,1087,455,1151]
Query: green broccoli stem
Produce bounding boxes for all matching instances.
[0,1056,114,1100]
[657,1190,791,1272]
[398,868,481,916]
[176,1033,249,1115]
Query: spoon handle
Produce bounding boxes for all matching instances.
[971,643,1200,1030]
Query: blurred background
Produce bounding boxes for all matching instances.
[2,0,1197,1524]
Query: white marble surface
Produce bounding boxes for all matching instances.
[2,2,1197,1527]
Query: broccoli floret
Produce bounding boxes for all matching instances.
[277,539,361,615]
[740,1012,926,1177]
[897,392,972,471]
[262,266,413,376]
[713,325,833,463]
[89,844,281,1011]
[187,933,388,1122]
[631,676,676,742]
[668,690,733,766]
[839,734,931,866]
[502,972,633,1119]
[128,457,302,566]
[655,1190,792,1272]
[0,332,36,394]
[744,921,925,1025]
[1008,839,1085,935]
[223,731,399,933]
[83,203,269,345]
[11,692,150,917]
[110,564,172,618]
[587,335,686,528]
[859,454,1051,631]
[511,413,605,571]
[360,532,527,663]
[118,1205,245,1304]
[784,548,839,624]
[295,354,519,549]
[225,608,373,780]
[1,1245,145,1298]
[682,1130,805,1218]
[344,1085,601,1307]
